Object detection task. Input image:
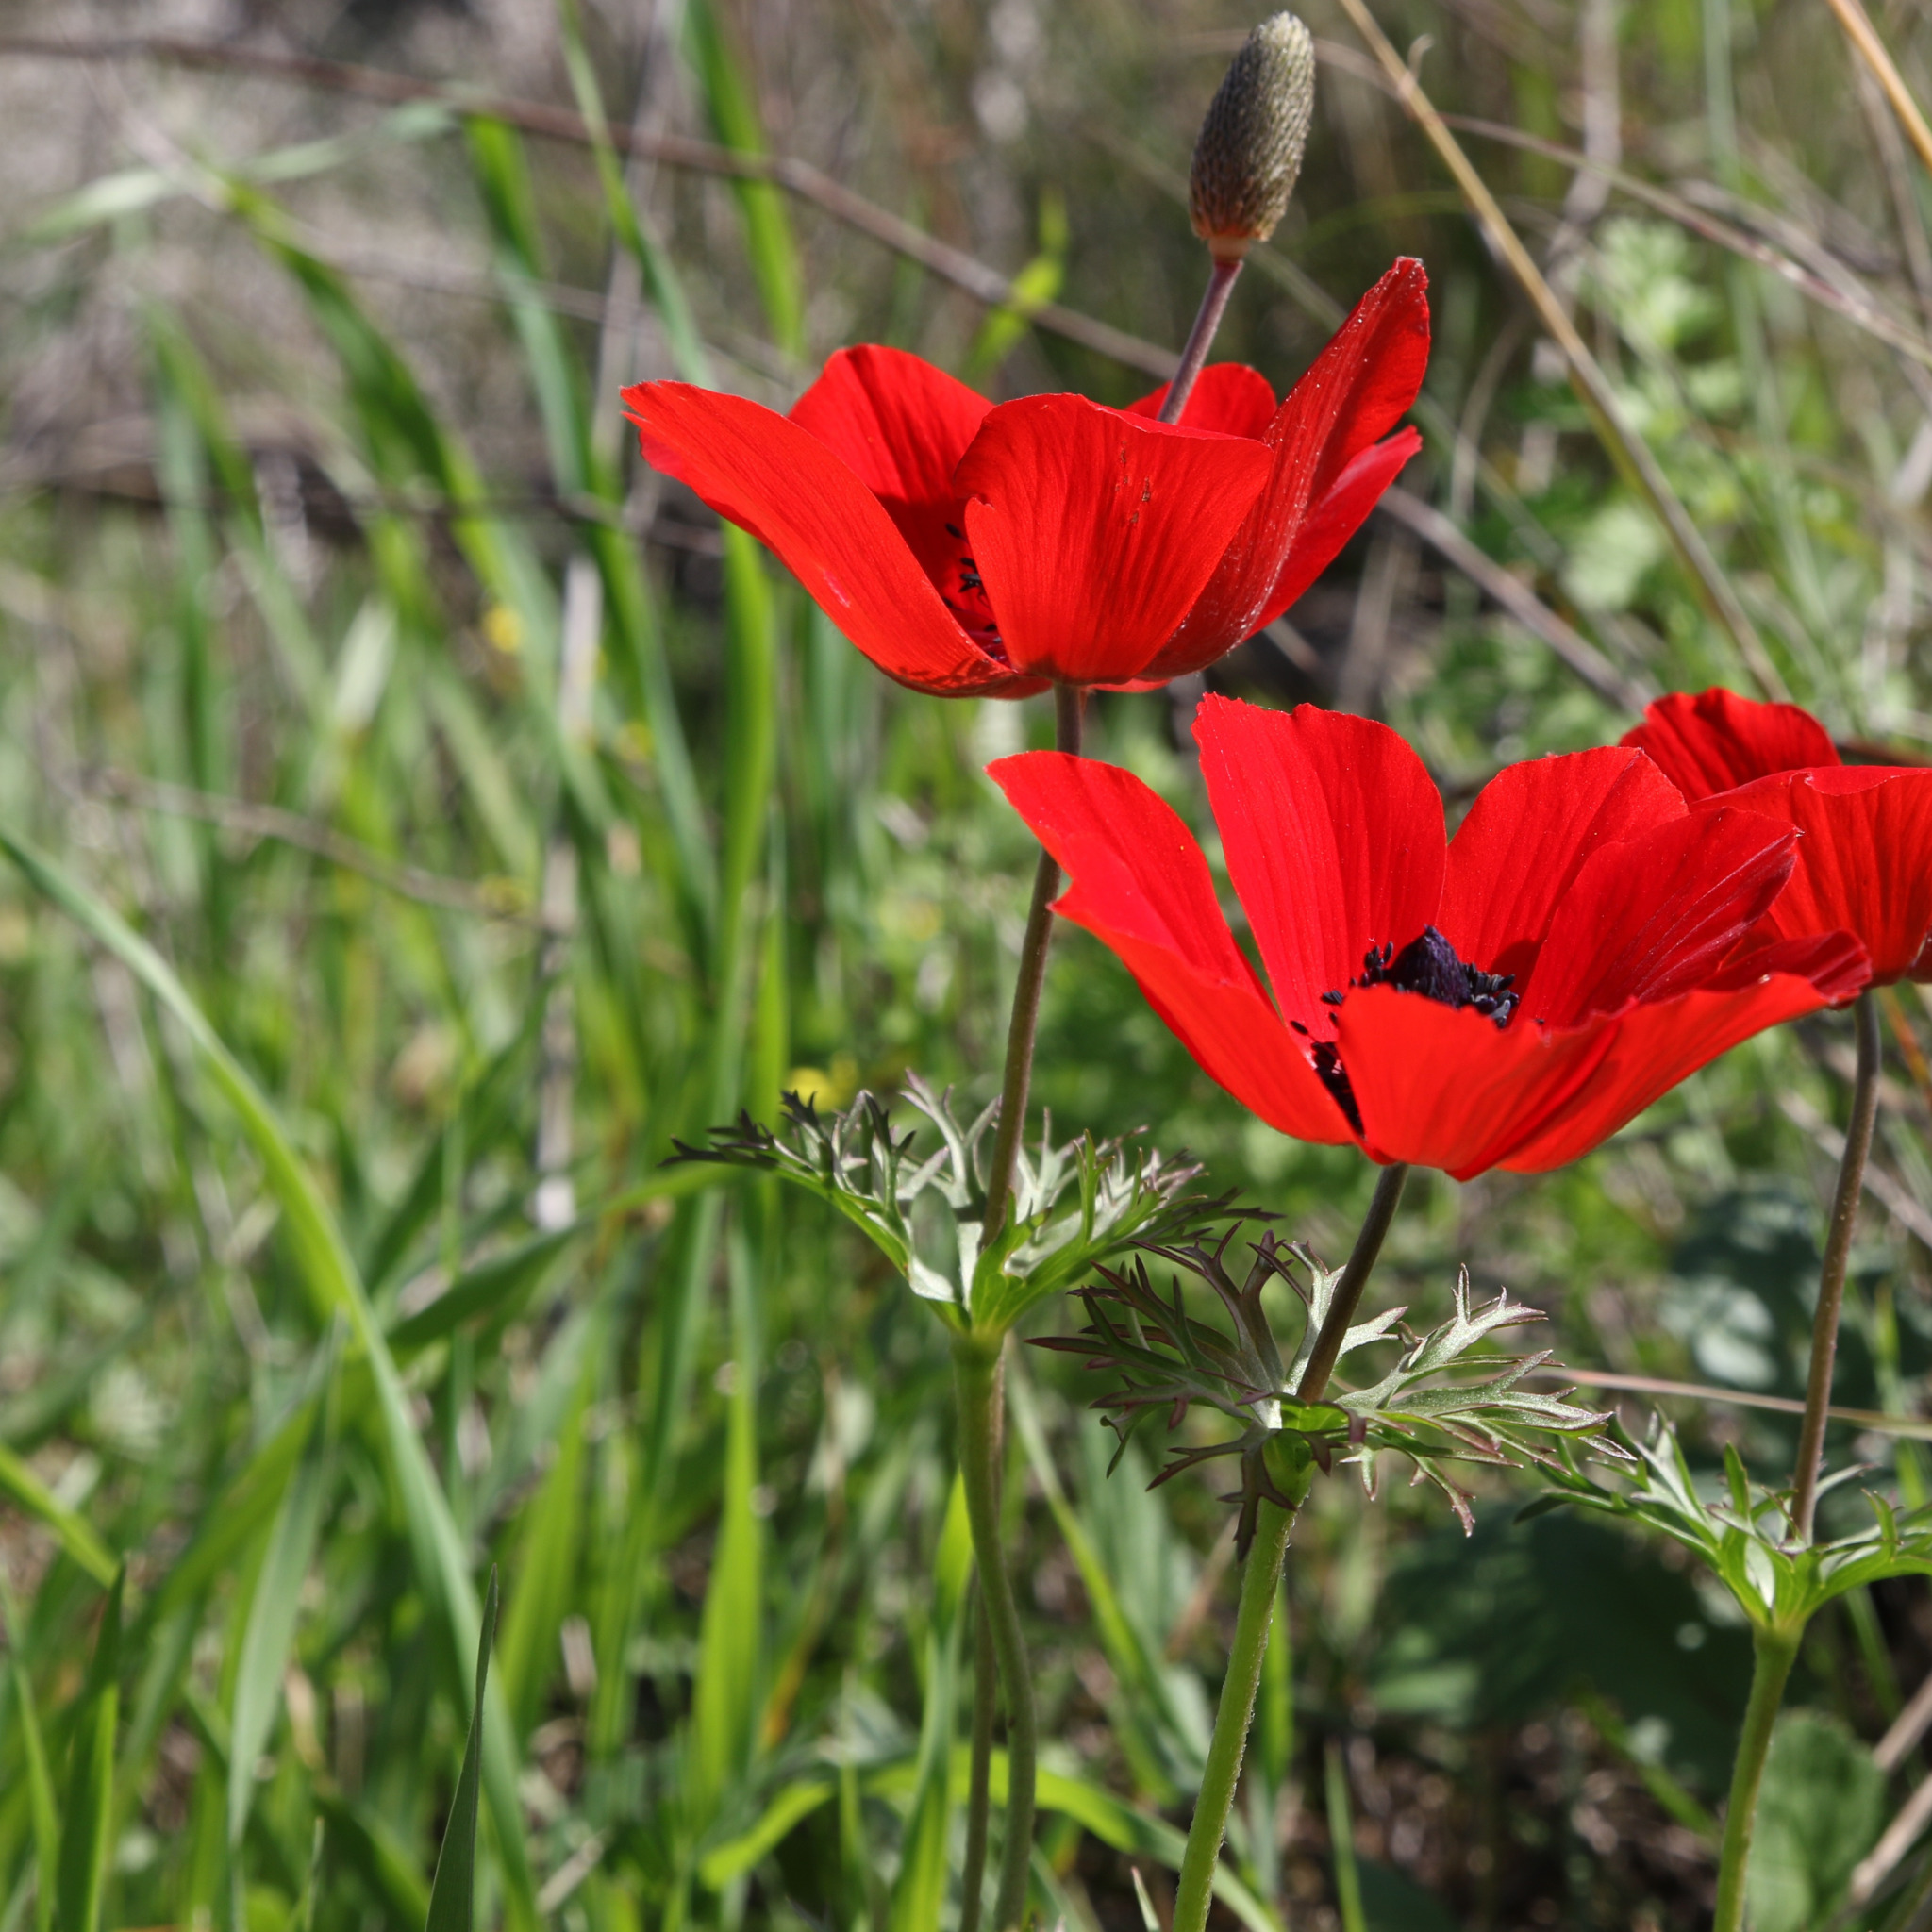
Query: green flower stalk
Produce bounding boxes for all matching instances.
[1046,1167,1618,1932]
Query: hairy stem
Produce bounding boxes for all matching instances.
[1171,1493,1297,1932]
[1713,1625,1800,1932]
[954,1338,1037,1931]
[1792,991,1882,1541]
[1171,1161,1410,1932]
[982,682,1085,1241]
[1297,1162,1410,1401]
[1158,254,1244,425]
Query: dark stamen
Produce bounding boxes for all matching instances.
[1310,1041,1361,1133]
[1326,925,1516,1027]
[1305,927,1516,1133]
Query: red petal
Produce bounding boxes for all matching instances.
[788,345,991,504]
[623,381,1036,696]
[1144,262,1430,675]
[1124,363,1278,438]
[955,398,1273,683]
[1724,766,1932,983]
[1258,428,1423,627]
[988,751,1352,1141]
[1715,928,1872,1005]
[1620,689,1840,798]
[1193,698,1445,1034]
[1523,807,1798,1025]
[1438,747,1686,989]
[788,347,996,623]
[1501,974,1840,1172]
[1337,988,1615,1177]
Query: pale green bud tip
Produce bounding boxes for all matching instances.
[1189,12,1317,258]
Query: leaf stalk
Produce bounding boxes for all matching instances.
[1712,1623,1800,1932]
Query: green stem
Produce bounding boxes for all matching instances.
[1791,990,1882,1542]
[953,1337,1037,1932]
[1171,1162,1409,1932]
[982,682,1085,1241]
[1172,1495,1297,1932]
[1713,1624,1800,1932]
[958,1577,997,1932]
[1297,1163,1409,1401]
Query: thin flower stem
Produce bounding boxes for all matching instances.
[1713,1625,1801,1932]
[958,1591,997,1932]
[954,1336,1037,1932]
[1171,1494,1296,1932]
[982,681,1086,1241]
[959,681,1084,1931]
[1171,1161,1410,1932]
[1792,991,1882,1542]
[1297,1162,1410,1401]
[1158,255,1244,425]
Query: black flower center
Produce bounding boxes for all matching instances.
[1341,926,1518,1025]
[1297,926,1518,1133]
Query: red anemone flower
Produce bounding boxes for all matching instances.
[620,261,1428,696]
[1622,689,1932,985]
[991,699,1869,1179]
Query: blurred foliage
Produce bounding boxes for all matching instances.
[2,0,1932,1927]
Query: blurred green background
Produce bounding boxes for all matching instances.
[2,0,1932,1925]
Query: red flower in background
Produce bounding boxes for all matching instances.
[992,700,1868,1179]
[1624,689,1932,985]
[621,261,1428,696]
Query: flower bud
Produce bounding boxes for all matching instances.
[1189,12,1317,261]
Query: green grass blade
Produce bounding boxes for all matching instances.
[54,1571,123,1932]
[316,1794,431,1927]
[225,1345,337,1850]
[387,1226,580,1361]
[143,303,326,708]
[695,1778,836,1890]
[424,1567,500,1932]
[683,0,806,358]
[1325,1742,1366,1932]
[687,1229,766,1837]
[0,1446,115,1590]
[2,1588,59,1932]
[497,1354,591,1740]
[888,1473,974,1932]
[555,0,713,387]
[553,0,719,950]
[463,115,593,496]
[0,826,537,1924]
[17,103,452,248]
[962,189,1068,384]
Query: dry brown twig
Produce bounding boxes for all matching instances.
[0,26,1665,719]
[1326,0,1790,702]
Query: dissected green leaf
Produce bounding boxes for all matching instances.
[676,1077,1226,1335]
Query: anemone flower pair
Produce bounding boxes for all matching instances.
[621,261,1428,695]
[992,699,1871,1180]
[1623,689,1932,986]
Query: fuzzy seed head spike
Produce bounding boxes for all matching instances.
[1189,13,1317,260]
